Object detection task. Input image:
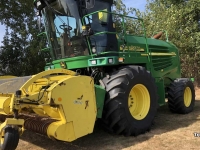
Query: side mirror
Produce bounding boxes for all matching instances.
[85,0,95,9]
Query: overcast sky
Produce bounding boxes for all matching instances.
[0,0,146,45]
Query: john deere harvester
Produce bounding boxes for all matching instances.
[0,0,195,149]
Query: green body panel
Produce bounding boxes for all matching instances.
[155,78,166,106]
[53,56,92,69]
[94,85,106,118]
[47,36,181,79]
[88,56,119,66]
[45,36,181,108]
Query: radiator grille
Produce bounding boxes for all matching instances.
[149,45,173,71]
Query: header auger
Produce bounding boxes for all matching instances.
[0,0,195,149]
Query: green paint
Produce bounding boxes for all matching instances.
[95,85,106,118]
[45,64,55,70]
[191,78,195,82]
[88,56,118,66]
[52,56,92,69]
[155,78,166,106]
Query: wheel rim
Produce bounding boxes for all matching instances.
[184,87,192,107]
[128,84,150,120]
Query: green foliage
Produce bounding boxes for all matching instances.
[112,0,145,36]
[144,0,200,84]
[0,0,48,76]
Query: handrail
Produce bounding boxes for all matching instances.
[82,10,149,59]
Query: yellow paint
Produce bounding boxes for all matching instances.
[0,93,13,114]
[141,52,176,56]
[120,45,145,52]
[128,84,150,120]
[41,106,60,119]
[151,52,176,56]
[60,61,66,69]
[116,34,119,39]
[113,23,115,28]
[0,69,96,142]
[46,75,97,141]
[0,129,4,145]
[0,118,24,144]
[0,96,11,115]
[82,26,86,30]
[0,118,24,126]
[0,76,16,79]
[32,108,47,117]
[0,69,75,116]
[184,87,192,107]
[98,9,108,23]
[47,121,76,141]
[9,94,15,113]
[20,69,76,95]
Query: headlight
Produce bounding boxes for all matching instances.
[91,60,97,65]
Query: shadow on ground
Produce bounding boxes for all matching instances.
[18,100,200,150]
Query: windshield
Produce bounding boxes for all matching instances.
[42,0,88,59]
[84,1,118,54]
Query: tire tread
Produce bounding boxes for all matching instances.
[101,65,158,136]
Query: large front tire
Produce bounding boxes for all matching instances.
[101,66,158,136]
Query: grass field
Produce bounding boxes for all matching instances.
[16,90,200,150]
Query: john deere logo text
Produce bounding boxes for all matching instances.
[60,61,67,69]
[120,45,145,51]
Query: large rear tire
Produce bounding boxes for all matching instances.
[101,66,158,136]
[0,127,19,150]
[168,79,195,114]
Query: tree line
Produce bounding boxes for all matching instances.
[0,0,199,85]
[0,0,48,76]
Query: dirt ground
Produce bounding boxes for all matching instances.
[16,89,200,150]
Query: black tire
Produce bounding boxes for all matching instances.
[168,79,195,114]
[101,65,158,136]
[0,127,19,150]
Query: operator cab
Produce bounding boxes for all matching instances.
[34,0,117,60]
[83,0,118,55]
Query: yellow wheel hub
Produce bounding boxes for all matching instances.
[128,84,150,120]
[184,87,192,107]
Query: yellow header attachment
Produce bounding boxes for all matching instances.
[0,69,97,143]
